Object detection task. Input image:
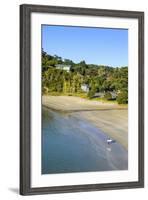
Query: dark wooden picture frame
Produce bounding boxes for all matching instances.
[20,4,144,195]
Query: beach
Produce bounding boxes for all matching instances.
[42,95,128,150]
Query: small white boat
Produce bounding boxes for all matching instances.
[107,138,116,144]
[106,147,111,152]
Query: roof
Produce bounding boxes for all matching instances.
[55,64,71,68]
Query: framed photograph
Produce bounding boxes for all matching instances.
[20,4,144,195]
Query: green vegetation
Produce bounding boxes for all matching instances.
[87,89,96,99]
[104,92,112,100]
[42,49,128,104]
[117,91,128,104]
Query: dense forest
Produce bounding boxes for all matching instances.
[42,49,128,104]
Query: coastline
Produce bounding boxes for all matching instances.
[73,110,128,150]
[42,95,128,150]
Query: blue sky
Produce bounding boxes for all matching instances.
[42,25,128,67]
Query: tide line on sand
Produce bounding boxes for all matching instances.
[42,95,128,150]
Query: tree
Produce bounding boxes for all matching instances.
[87,89,96,99]
[104,92,112,100]
[64,59,73,65]
[41,50,128,105]
[87,81,96,99]
[79,60,86,67]
[117,91,128,104]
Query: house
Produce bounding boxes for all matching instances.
[81,84,89,93]
[94,91,117,99]
[110,91,117,99]
[55,64,71,72]
[94,92,105,98]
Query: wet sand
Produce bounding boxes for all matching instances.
[42,95,128,150]
[74,110,128,150]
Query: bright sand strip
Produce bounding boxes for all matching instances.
[42,95,128,150]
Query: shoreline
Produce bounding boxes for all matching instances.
[43,104,127,113]
[42,95,128,150]
[73,110,128,150]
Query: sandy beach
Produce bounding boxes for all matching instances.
[42,95,128,150]
[42,95,127,111]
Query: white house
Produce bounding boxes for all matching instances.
[55,64,71,72]
[81,84,89,93]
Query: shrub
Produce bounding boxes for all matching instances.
[104,92,112,100]
[87,89,96,99]
[42,86,49,95]
[117,91,128,104]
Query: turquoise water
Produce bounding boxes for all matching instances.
[42,107,128,174]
